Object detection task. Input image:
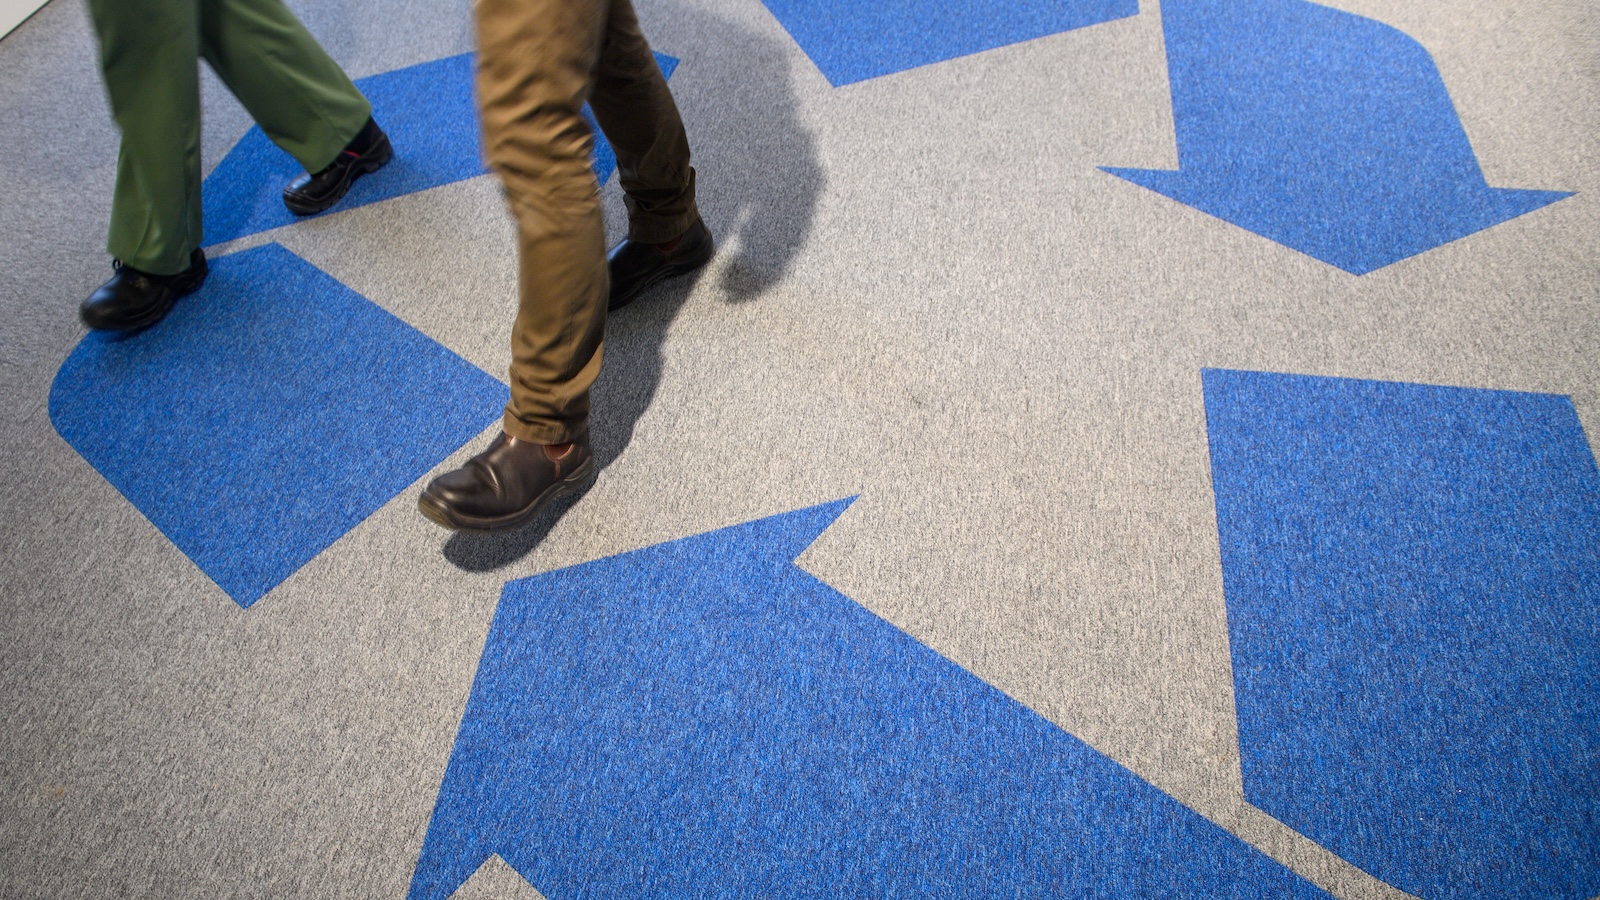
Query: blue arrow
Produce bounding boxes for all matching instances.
[756,0,1136,86]
[1102,0,1571,274]
[409,499,1331,899]
[48,243,507,608]
[1203,369,1600,900]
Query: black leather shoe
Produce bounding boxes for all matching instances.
[418,432,595,532]
[79,248,208,332]
[607,217,714,311]
[282,117,392,216]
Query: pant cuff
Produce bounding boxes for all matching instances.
[626,202,700,245]
[502,409,584,445]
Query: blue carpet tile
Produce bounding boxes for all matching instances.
[758,0,1135,86]
[409,499,1331,900]
[1102,0,1570,273]
[50,243,508,607]
[1203,368,1600,900]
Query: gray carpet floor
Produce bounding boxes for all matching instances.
[1,0,1595,896]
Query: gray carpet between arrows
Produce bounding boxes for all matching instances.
[1,0,1596,898]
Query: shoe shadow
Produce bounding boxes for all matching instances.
[442,1,822,571]
[442,276,699,573]
[440,486,590,571]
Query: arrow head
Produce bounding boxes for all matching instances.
[1104,165,1571,273]
[409,496,1331,899]
[407,498,855,900]
[1106,0,1573,273]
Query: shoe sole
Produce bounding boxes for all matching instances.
[82,264,209,332]
[416,455,596,533]
[283,136,394,216]
[608,231,716,311]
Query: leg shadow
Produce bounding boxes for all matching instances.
[444,0,822,570]
[674,0,825,305]
[588,0,825,465]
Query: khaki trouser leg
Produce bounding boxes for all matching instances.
[589,0,698,244]
[476,0,696,444]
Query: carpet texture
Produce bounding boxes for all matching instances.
[1,0,1595,897]
[49,243,507,606]
[1101,0,1571,273]
[412,500,1330,899]
[1204,368,1600,900]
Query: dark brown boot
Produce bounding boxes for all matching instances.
[607,217,714,311]
[418,432,595,532]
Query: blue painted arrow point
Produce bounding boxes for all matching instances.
[1103,0,1571,273]
[409,498,1331,899]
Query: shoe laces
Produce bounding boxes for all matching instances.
[110,259,160,288]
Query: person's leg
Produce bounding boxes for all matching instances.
[199,0,388,214]
[200,0,368,171]
[418,0,609,532]
[590,0,697,244]
[476,0,611,446]
[80,0,210,331]
[88,0,205,276]
[590,0,713,310]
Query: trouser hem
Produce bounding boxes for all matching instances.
[625,200,700,245]
[502,410,584,445]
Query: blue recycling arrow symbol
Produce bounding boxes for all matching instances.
[408,499,1331,899]
[1102,0,1571,274]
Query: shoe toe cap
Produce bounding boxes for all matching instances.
[423,466,503,515]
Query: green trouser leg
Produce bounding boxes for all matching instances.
[88,0,371,275]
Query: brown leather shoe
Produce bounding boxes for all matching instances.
[607,217,714,311]
[418,432,595,532]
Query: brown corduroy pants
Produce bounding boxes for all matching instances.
[475,0,699,444]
